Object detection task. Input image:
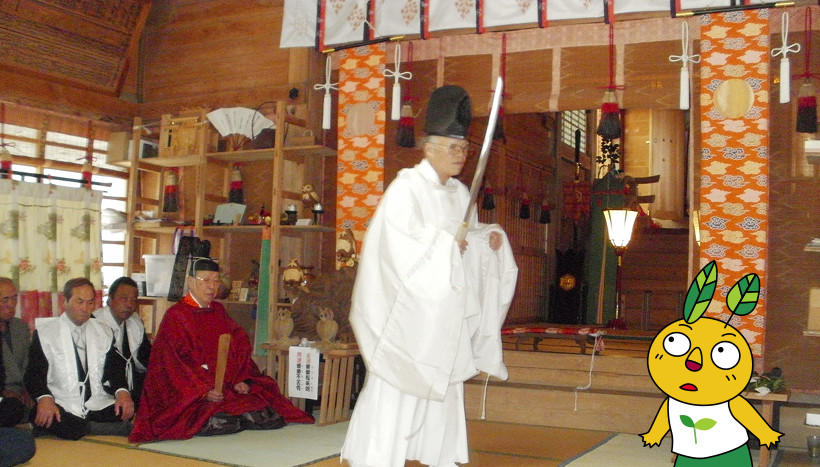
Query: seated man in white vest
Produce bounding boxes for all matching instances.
[93,276,151,406]
[25,277,134,440]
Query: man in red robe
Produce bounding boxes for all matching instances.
[130,257,313,442]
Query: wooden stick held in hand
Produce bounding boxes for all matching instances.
[214,333,231,393]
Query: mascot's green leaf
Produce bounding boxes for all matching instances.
[726,273,760,324]
[683,261,717,323]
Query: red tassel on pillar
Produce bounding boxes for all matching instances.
[81,161,93,189]
[397,102,416,148]
[397,43,416,148]
[494,33,507,142]
[0,104,9,179]
[481,184,495,210]
[539,202,551,224]
[519,193,531,219]
[597,89,621,139]
[797,81,817,134]
[0,148,11,179]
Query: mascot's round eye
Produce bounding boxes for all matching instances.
[711,341,741,370]
[662,332,690,356]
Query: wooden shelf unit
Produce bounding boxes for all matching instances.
[124,103,336,341]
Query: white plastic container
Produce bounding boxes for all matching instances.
[143,254,176,297]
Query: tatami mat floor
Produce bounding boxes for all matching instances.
[21,420,817,466]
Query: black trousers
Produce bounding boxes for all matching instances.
[0,398,25,427]
[0,428,35,467]
[31,403,120,440]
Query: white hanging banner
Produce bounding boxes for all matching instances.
[428,0,475,33]
[288,345,320,400]
[324,0,368,47]
[375,0,421,37]
[485,0,538,28]
[280,0,318,48]
[614,0,668,14]
[677,0,730,8]
[546,0,604,22]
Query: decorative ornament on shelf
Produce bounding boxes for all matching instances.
[747,367,786,395]
[206,107,275,151]
[301,183,320,209]
[271,308,299,346]
[312,203,324,225]
[315,306,340,351]
[284,204,298,225]
[336,228,358,268]
[282,258,305,292]
[229,164,243,203]
[162,168,179,213]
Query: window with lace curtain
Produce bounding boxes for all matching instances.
[2,116,128,294]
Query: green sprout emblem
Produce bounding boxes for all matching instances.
[680,415,716,444]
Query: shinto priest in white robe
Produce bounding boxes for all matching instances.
[341,159,518,467]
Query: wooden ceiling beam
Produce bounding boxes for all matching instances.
[0,67,136,124]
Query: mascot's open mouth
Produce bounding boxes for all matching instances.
[680,383,697,391]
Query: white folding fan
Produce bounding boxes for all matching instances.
[207,107,276,150]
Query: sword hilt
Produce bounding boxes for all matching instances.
[455,221,469,244]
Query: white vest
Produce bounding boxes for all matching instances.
[35,315,116,417]
[668,397,749,458]
[93,307,147,372]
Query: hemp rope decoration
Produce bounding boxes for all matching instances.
[383,42,413,121]
[771,11,800,104]
[668,21,701,110]
[314,54,338,130]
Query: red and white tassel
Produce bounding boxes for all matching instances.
[0,147,12,179]
[797,80,817,134]
[771,12,800,104]
[313,54,338,130]
[668,21,700,110]
[229,163,243,204]
[81,160,93,188]
[384,43,413,121]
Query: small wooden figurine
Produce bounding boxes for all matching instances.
[315,306,339,351]
[301,183,320,209]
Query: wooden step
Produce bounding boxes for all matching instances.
[465,350,664,433]
[464,380,664,433]
[500,351,659,393]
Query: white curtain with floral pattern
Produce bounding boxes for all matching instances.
[0,179,102,328]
